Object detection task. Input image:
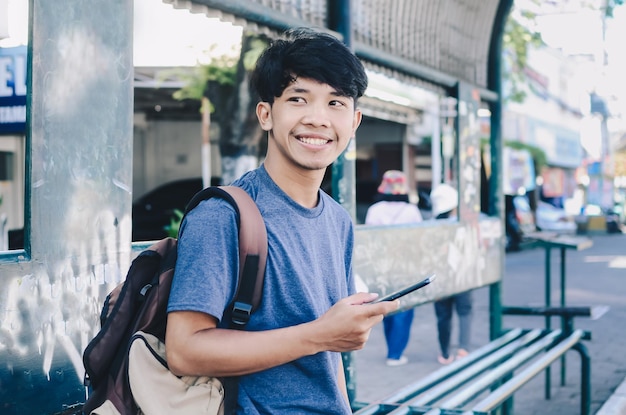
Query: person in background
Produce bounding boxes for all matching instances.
[365,170,423,366]
[429,183,473,364]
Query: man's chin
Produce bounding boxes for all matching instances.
[302,162,332,172]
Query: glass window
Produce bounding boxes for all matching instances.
[0,0,29,252]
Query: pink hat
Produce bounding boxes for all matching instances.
[377,170,409,195]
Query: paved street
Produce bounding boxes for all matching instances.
[353,232,626,414]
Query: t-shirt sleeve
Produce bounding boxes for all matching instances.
[167,198,240,324]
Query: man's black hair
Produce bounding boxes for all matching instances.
[250,27,368,104]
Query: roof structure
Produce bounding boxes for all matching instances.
[164,0,513,100]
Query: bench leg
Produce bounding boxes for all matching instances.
[573,342,591,415]
[546,339,590,415]
[502,396,512,415]
[343,352,357,406]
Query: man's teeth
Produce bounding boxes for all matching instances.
[299,137,328,145]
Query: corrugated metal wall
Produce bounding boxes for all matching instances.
[170,0,501,91]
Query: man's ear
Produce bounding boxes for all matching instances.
[351,108,363,136]
[256,102,273,131]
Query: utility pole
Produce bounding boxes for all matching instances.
[597,0,612,209]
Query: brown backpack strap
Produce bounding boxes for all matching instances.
[218,186,267,327]
[184,185,267,329]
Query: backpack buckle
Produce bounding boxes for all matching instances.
[231,302,252,328]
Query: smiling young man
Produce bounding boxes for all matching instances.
[165,28,398,414]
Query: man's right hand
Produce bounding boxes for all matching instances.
[308,292,399,353]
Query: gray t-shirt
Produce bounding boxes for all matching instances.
[168,165,355,414]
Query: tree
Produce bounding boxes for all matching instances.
[164,52,237,188]
[503,0,624,104]
[604,0,625,17]
[502,6,544,104]
[207,33,268,185]
[169,32,269,186]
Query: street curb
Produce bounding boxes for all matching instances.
[596,376,626,415]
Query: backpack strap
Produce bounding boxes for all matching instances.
[184,186,267,330]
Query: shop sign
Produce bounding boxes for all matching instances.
[503,147,536,195]
[0,46,27,134]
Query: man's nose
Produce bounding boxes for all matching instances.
[301,102,331,127]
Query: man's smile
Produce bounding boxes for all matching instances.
[295,133,332,146]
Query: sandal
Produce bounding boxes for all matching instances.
[456,349,469,359]
[437,355,454,365]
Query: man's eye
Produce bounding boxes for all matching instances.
[288,96,305,103]
[330,100,346,107]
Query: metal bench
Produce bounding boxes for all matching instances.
[349,306,608,415]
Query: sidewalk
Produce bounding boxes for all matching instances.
[596,377,626,415]
[353,232,626,414]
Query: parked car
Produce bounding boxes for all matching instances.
[132,178,204,241]
[578,203,623,234]
[535,201,576,234]
[6,177,210,247]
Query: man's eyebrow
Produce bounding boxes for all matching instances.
[286,86,309,94]
[284,85,345,97]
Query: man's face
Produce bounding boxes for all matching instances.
[256,77,362,173]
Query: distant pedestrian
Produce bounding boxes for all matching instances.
[365,170,423,366]
[430,183,473,364]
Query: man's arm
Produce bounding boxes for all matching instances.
[165,292,398,377]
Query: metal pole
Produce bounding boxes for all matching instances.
[574,342,592,415]
[328,1,358,405]
[560,247,567,386]
[486,0,514,343]
[544,245,552,399]
[328,0,356,221]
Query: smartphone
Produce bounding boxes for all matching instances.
[371,273,436,303]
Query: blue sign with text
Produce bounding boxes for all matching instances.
[0,46,27,134]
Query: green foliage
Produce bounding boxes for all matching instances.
[503,14,542,69]
[164,34,267,118]
[502,7,544,104]
[605,0,625,18]
[164,209,184,239]
[243,37,268,71]
[502,0,625,103]
[161,53,238,113]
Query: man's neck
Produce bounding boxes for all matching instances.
[264,163,323,208]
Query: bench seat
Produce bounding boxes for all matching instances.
[352,327,590,415]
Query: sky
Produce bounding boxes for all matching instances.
[0,0,27,47]
[133,0,243,66]
[533,3,626,120]
[0,0,243,65]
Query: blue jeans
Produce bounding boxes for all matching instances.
[434,291,473,359]
[383,309,414,359]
